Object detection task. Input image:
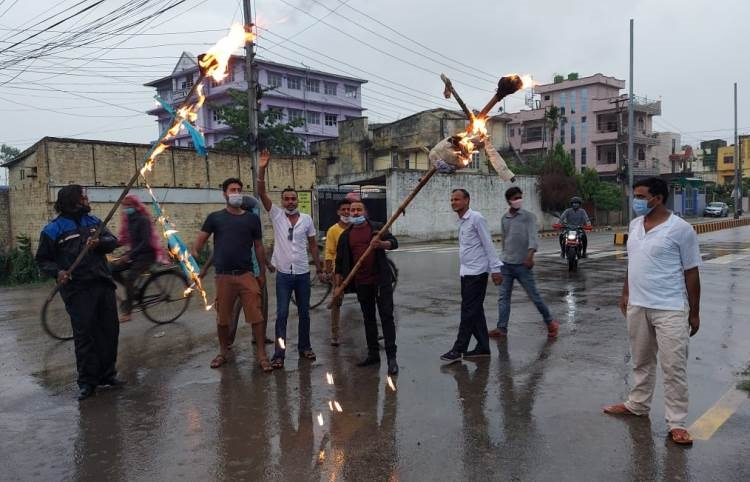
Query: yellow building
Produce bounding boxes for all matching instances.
[717,136,750,185]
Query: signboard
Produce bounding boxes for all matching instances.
[297,191,312,216]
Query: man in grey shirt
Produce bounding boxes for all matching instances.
[489,187,560,338]
[559,196,591,257]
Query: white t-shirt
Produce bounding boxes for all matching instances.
[627,214,701,310]
[269,204,316,275]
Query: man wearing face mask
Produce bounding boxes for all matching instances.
[335,200,399,374]
[257,151,323,368]
[193,177,271,372]
[489,187,560,339]
[604,177,701,446]
[324,198,352,346]
[559,196,591,258]
[36,184,122,401]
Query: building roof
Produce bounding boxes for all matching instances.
[533,73,625,94]
[144,55,367,87]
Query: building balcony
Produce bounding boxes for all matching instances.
[628,131,660,146]
[591,130,619,143]
[632,96,661,116]
[520,139,545,150]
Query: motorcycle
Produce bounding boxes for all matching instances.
[553,223,593,273]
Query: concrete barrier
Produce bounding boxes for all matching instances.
[692,217,750,235]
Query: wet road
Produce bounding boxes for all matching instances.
[2,228,750,481]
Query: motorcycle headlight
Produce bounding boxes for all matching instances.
[567,232,578,240]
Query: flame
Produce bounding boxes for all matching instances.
[199,23,255,82]
[387,376,397,392]
[317,413,324,426]
[326,372,334,385]
[318,450,326,463]
[520,74,534,89]
[278,337,286,350]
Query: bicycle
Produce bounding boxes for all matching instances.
[41,264,192,341]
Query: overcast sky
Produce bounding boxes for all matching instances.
[0,0,748,157]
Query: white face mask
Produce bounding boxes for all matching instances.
[285,208,299,216]
[227,194,243,208]
[340,215,351,224]
[510,198,523,210]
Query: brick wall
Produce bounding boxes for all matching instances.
[5,138,317,250]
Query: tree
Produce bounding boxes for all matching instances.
[578,167,600,203]
[538,143,577,213]
[1,144,20,186]
[592,182,622,212]
[212,89,304,155]
[544,105,561,149]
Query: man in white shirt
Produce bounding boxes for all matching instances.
[441,189,503,364]
[257,152,323,369]
[604,177,701,446]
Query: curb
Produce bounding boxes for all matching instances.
[692,217,750,235]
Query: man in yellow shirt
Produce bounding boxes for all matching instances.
[325,198,352,346]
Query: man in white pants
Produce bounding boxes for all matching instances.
[603,177,701,446]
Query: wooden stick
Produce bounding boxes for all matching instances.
[44,74,208,304]
[440,74,475,122]
[330,166,439,305]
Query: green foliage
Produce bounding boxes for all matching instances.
[507,152,545,176]
[545,143,575,177]
[592,182,623,212]
[544,106,561,147]
[538,143,578,212]
[0,144,20,162]
[578,167,600,202]
[212,89,305,155]
[0,235,42,285]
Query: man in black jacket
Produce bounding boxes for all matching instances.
[36,185,123,401]
[334,200,399,374]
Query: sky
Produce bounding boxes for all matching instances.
[0,0,748,177]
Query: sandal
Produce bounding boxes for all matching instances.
[668,428,693,445]
[603,403,641,416]
[210,354,228,369]
[259,359,273,373]
[270,357,284,369]
[301,349,317,361]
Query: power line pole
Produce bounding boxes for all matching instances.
[627,18,635,223]
[734,82,741,217]
[243,0,259,196]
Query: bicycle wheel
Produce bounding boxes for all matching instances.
[41,291,73,341]
[141,270,191,324]
[291,274,332,309]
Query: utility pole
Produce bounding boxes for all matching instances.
[627,18,635,223]
[243,0,259,196]
[734,82,741,217]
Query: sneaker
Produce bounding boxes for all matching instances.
[464,348,491,359]
[357,354,381,367]
[488,328,508,338]
[100,376,127,387]
[440,350,463,364]
[547,320,560,338]
[77,384,95,401]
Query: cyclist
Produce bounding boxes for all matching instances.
[559,196,592,258]
[112,195,163,322]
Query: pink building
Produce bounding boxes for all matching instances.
[145,53,367,153]
[502,73,661,179]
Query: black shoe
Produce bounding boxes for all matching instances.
[357,354,381,367]
[77,384,95,401]
[101,376,127,387]
[464,348,491,359]
[581,252,587,258]
[440,350,463,364]
[387,358,399,375]
[560,252,566,259]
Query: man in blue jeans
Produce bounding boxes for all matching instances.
[258,151,323,368]
[488,187,560,338]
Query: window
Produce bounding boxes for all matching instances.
[638,117,645,132]
[581,88,588,112]
[581,147,587,165]
[305,111,320,125]
[571,121,576,144]
[581,115,586,123]
[212,109,220,122]
[523,126,544,143]
[324,82,337,95]
[570,149,576,163]
[671,138,676,154]
[467,151,481,170]
[638,148,645,161]
[391,151,398,167]
[267,71,282,88]
[570,91,576,114]
[266,106,284,121]
[288,108,304,122]
[559,93,567,114]
[287,76,301,90]
[607,150,616,163]
[180,76,193,90]
[345,85,358,98]
[324,113,337,126]
[544,95,550,101]
[724,155,734,164]
[510,127,515,137]
[305,78,320,92]
[560,119,566,145]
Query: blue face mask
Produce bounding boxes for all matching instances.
[632,198,654,217]
[124,207,136,216]
[350,215,366,225]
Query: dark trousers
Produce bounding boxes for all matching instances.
[63,283,120,388]
[111,257,153,313]
[356,283,397,358]
[453,273,490,353]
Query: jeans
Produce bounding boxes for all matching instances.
[453,273,490,353]
[274,272,311,358]
[356,283,397,358]
[497,264,552,330]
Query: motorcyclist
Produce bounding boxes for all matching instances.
[559,196,591,258]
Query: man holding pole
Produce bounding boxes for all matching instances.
[257,151,323,368]
[36,185,123,401]
[324,198,351,346]
[335,200,399,374]
[441,189,503,364]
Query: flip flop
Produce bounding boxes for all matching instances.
[210,354,228,369]
[259,359,273,373]
[301,349,317,361]
[603,403,641,416]
[271,357,284,369]
[669,428,693,445]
